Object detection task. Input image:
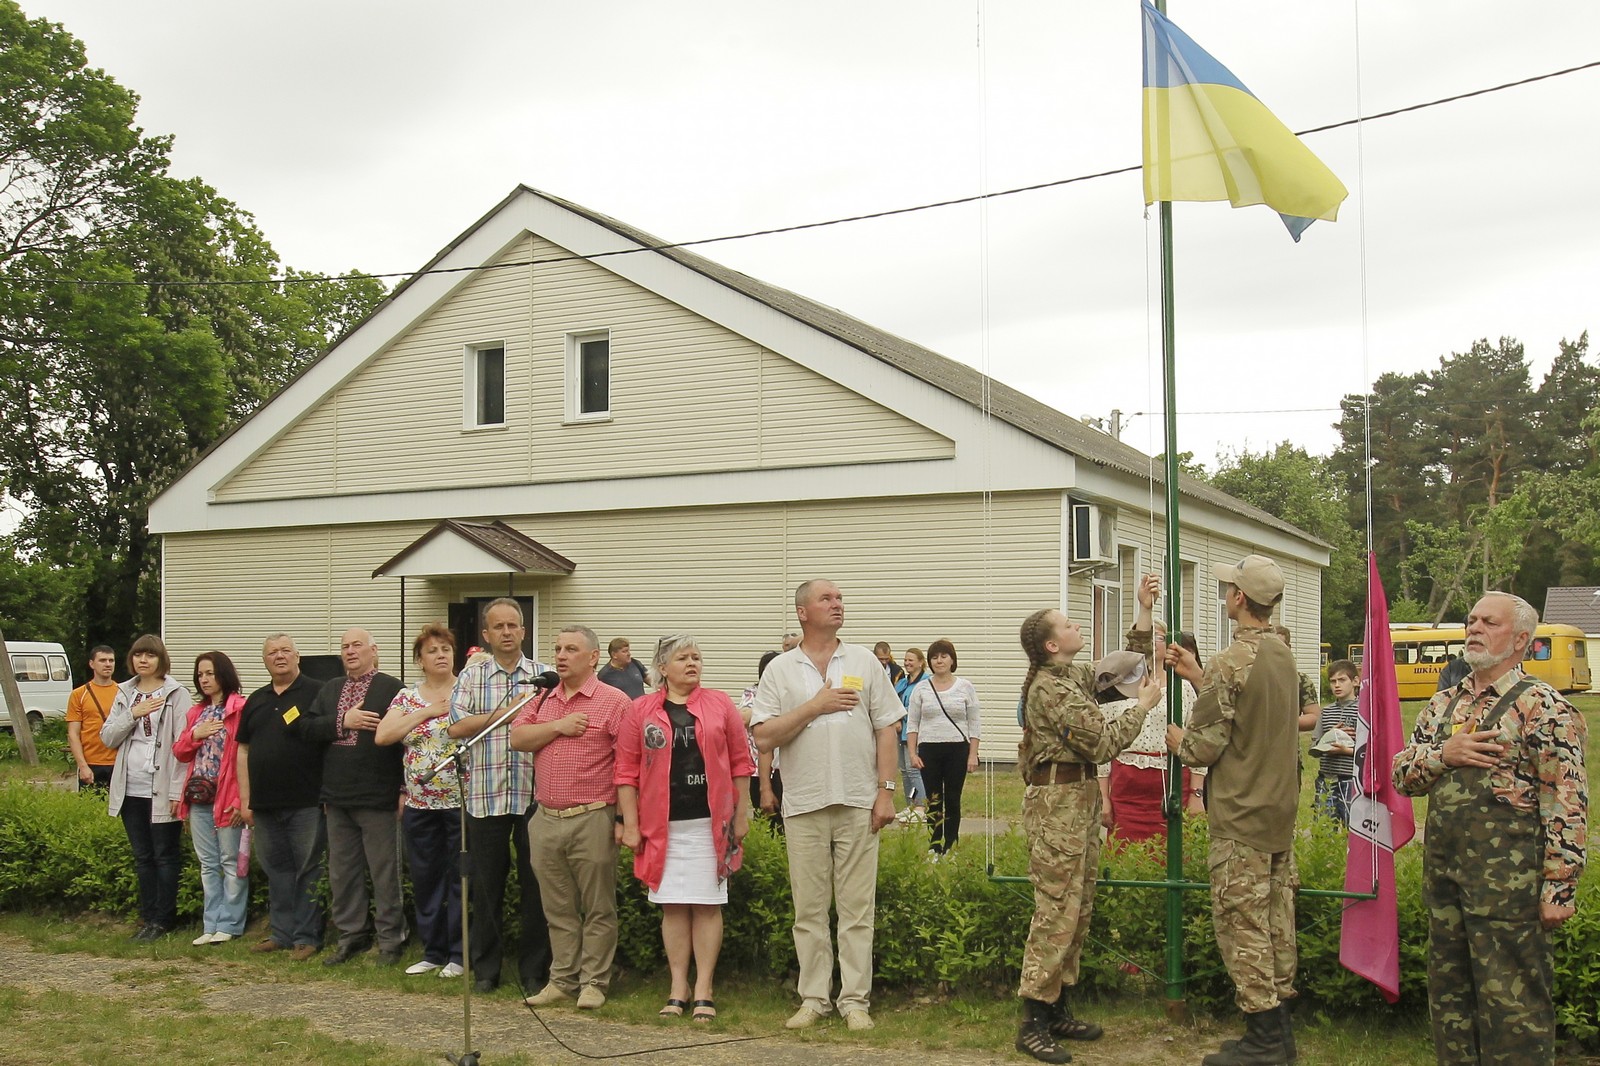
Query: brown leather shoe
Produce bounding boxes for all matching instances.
[251,939,287,954]
[289,945,319,962]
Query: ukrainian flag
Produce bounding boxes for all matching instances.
[1142,0,1347,241]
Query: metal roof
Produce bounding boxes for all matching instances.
[372,520,577,579]
[1543,586,1600,633]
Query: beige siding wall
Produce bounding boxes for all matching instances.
[164,490,1323,756]
[163,491,1060,754]
[215,235,951,502]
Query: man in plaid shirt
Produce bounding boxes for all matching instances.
[447,598,551,994]
[511,624,631,1011]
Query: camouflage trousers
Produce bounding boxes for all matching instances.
[1424,762,1552,1065]
[1208,836,1298,1013]
[1018,781,1100,1001]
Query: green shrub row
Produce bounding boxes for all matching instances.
[1,778,1593,1039]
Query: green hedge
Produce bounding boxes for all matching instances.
[2,780,1594,1041]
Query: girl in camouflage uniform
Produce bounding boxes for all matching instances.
[1013,608,1163,1063]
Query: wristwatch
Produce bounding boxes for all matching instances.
[880,780,896,792]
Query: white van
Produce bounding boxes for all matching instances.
[2,641,74,730]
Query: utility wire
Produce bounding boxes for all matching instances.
[32,58,1599,292]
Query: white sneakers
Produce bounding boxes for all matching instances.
[845,1009,875,1031]
[406,960,442,975]
[439,962,464,978]
[192,931,235,946]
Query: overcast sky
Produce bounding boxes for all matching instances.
[23,0,1600,468]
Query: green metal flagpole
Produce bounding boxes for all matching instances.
[1155,0,1187,1019]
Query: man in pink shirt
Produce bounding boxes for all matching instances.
[510,625,631,1010]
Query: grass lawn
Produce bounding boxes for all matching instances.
[0,911,1438,1066]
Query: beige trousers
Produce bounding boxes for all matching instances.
[785,804,879,1015]
[529,805,618,993]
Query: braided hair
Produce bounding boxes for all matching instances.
[1018,608,1058,710]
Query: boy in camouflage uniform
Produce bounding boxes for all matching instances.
[1013,583,1164,1064]
[1393,592,1588,1066]
[1167,555,1301,1066]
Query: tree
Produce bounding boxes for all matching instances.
[1209,443,1366,656]
[0,4,386,655]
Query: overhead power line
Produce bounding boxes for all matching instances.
[36,58,1600,291]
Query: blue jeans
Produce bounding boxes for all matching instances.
[1315,774,1354,825]
[253,806,326,948]
[897,740,926,806]
[119,795,184,929]
[189,803,249,936]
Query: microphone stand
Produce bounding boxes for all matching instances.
[428,682,554,1066]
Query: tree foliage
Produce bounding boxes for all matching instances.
[1331,333,1598,624]
[0,2,386,658]
[1209,443,1366,654]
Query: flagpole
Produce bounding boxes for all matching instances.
[1152,0,1187,1019]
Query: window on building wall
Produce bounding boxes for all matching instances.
[566,330,610,420]
[1092,580,1121,660]
[464,343,506,428]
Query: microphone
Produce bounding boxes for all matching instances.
[523,671,559,690]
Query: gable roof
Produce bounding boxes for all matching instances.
[158,185,1322,548]
[1544,586,1600,632]
[512,187,1320,546]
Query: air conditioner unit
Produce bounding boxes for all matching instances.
[1071,502,1116,566]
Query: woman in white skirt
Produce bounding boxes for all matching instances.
[616,635,753,1023]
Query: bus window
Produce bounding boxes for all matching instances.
[1393,643,1417,665]
[1418,641,1449,665]
[1526,637,1552,662]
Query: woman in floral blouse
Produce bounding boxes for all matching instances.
[174,651,247,945]
[376,622,464,977]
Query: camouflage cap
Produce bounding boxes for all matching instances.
[1213,554,1285,604]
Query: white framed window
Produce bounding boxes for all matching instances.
[463,342,507,430]
[1091,579,1121,660]
[565,330,611,422]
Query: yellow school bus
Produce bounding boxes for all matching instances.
[1350,624,1592,699]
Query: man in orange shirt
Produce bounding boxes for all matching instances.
[67,645,120,792]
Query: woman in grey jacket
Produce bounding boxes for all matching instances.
[102,633,192,941]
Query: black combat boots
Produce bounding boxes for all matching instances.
[1015,997,1073,1063]
[1202,1007,1288,1065]
[1050,987,1104,1042]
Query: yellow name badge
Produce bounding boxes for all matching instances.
[281,706,300,725]
[840,675,864,692]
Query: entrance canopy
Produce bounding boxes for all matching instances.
[372,519,576,579]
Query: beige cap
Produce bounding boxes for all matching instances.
[1213,554,1285,604]
[1094,650,1147,699]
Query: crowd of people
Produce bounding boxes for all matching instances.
[60,569,1586,1065]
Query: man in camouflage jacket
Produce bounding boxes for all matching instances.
[1167,555,1301,1066]
[1393,592,1588,1066]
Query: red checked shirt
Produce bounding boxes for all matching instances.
[515,673,629,809]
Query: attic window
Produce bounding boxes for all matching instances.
[565,330,610,422]
[465,343,506,429]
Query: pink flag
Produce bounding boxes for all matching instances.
[1339,552,1417,1002]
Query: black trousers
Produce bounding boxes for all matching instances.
[918,741,970,854]
[466,805,551,989]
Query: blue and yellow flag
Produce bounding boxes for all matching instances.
[1141,1,1347,240]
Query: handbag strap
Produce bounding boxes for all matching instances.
[929,682,969,743]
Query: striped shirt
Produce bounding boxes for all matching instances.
[449,654,547,818]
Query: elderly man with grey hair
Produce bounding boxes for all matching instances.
[294,627,406,965]
[510,624,632,1010]
[1395,591,1588,1066]
[236,633,326,959]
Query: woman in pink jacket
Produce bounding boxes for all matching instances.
[173,651,248,945]
[616,635,753,1023]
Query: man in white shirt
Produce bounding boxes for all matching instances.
[752,579,902,1032]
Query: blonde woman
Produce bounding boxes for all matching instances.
[615,635,753,1022]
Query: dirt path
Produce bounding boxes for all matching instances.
[0,934,1204,1065]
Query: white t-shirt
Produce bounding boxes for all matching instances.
[750,642,903,817]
